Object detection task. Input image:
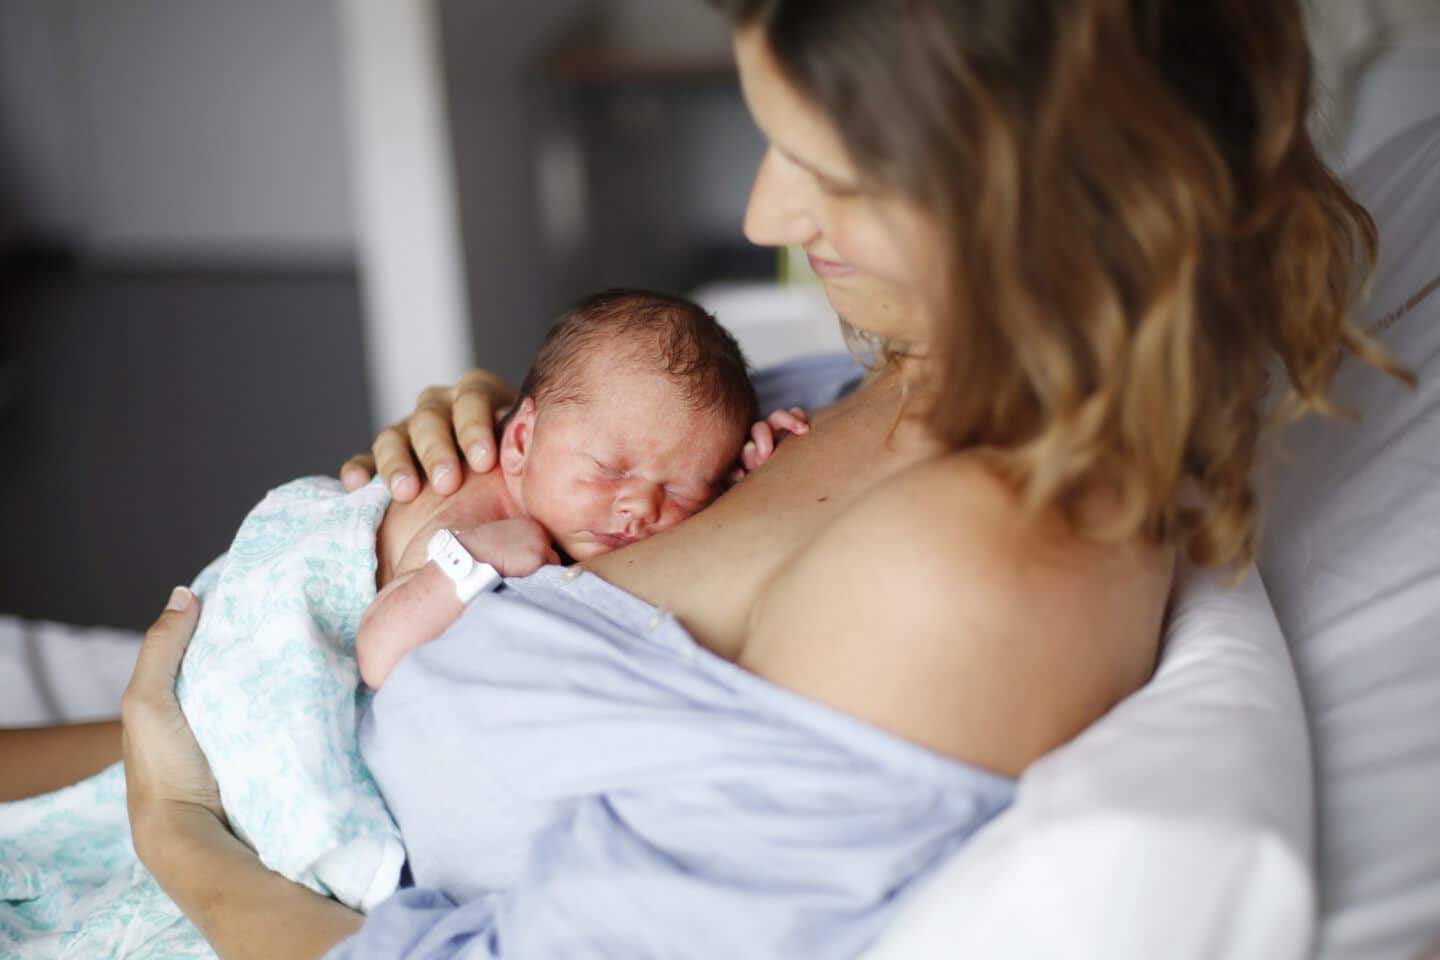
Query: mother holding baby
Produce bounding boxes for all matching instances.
[112,0,1388,956]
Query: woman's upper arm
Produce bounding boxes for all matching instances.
[746,455,1161,778]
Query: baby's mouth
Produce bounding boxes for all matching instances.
[591,531,638,549]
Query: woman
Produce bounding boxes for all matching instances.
[109,0,1398,956]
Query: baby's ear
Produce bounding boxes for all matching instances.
[499,397,537,476]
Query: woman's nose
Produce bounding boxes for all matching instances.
[743,146,819,248]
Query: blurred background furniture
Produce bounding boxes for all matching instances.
[0,0,764,627]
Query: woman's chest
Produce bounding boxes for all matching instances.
[585,380,936,660]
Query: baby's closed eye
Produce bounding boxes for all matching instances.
[666,486,708,510]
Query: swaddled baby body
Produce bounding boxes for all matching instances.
[0,288,805,959]
[357,288,807,688]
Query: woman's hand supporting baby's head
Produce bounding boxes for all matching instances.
[341,370,518,501]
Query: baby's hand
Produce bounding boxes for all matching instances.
[457,517,560,578]
[731,407,809,483]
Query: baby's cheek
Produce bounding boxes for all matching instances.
[655,502,696,530]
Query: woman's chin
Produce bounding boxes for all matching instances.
[819,276,922,343]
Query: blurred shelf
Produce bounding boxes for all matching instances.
[543,44,737,84]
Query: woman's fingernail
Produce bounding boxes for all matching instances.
[433,463,452,483]
[467,445,487,469]
[390,472,409,494]
[166,586,192,611]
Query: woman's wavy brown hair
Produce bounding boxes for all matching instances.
[710,0,1411,568]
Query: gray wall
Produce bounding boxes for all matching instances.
[0,0,353,260]
[433,0,589,384]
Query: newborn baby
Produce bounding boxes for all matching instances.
[356,288,808,688]
[0,289,809,955]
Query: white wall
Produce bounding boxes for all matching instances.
[1344,47,1440,166]
[1308,0,1440,164]
[340,0,472,428]
[0,0,88,239]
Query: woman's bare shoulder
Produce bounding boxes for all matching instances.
[743,453,1173,777]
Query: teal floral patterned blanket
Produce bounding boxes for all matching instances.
[1,477,404,959]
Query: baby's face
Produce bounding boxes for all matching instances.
[501,367,746,562]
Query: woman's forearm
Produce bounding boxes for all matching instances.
[145,805,361,960]
[0,719,122,801]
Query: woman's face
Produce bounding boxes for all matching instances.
[733,26,938,346]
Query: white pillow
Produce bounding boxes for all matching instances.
[865,562,1314,960]
[1258,113,1440,960]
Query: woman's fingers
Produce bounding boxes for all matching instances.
[122,587,226,838]
[366,370,518,501]
[372,424,422,502]
[452,389,497,473]
[339,454,376,492]
[453,371,515,473]
[410,386,462,495]
[124,587,201,709]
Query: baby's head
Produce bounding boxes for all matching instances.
[499,289,757,562]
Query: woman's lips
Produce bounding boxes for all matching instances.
[807,253,858,279]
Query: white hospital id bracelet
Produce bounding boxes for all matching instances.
[426,529,502,603]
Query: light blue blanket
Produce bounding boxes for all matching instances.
[1,477,399,959]
[328,565,1018,958]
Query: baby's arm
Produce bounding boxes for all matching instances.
[355,564,461,690]
[356,517,559,689]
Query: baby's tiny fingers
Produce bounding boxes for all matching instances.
[742,441,760,472]
[751,422,775,460]
[766,409,809,435]
[727,466,747,486]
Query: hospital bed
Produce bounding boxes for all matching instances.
[4,116,1438,960]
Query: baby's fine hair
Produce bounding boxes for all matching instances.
[515,288,759,428]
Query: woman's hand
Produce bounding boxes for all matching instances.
[122,588,364,959]
[340,370,518,502]
[121,587,226,866]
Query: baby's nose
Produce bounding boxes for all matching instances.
[617,485,663,531]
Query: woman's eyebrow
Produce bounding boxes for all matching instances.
[775,143,861,191]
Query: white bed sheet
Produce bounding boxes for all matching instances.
[0,616,139,727]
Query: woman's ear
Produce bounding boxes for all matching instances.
[499,397,537,477]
